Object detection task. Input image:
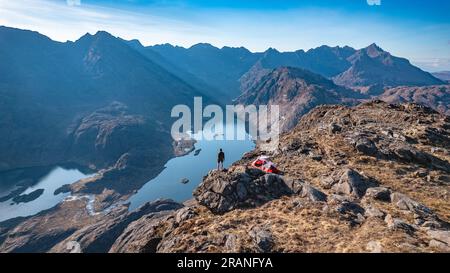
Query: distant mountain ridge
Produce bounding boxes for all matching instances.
[1,26,450,253]
[0,25,446,172]
[378,85,450,116]
[433,71,450,82]
[143,42,443,98]
[237,66,363,131]
[333,43,444,94]
[0,25,447,190]
[0,26,210,174]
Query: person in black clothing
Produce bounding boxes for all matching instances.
[217,148,225,170]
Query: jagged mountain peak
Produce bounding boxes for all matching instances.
[334,43,444,90]
[76,30,118,45]
[264,47,281,55]
[189,42,218,51]
[364,43,385,57]
[125,39,144,49]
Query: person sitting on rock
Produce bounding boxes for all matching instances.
[217,148,225,170]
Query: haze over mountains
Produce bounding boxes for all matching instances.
[433,71,450,82]
[237,67,364,131]
[125,34,445,100]
[0,26,210,176]
[0,25,449,253]
[0,25,447,173]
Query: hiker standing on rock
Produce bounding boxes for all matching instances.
[217,148,225,170]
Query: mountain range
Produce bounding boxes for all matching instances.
[128,38,445,100]
[0,26,209,172]
[0,25,449,253]
[0,24,448,195]
[237,67,364,131]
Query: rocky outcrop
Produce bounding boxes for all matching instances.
[150,102,450,253]
[427,230,450,251]
[50,199,183,253]
[249,226,274,253]
[109,206,197,253]
[68,102,167,169]
[378,85,450,115]
[193,168,292,214]
[331,168,373,198]
[109,212,175,253]
[364,187,391,202]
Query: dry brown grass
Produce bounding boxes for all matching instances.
[161,103,450,253]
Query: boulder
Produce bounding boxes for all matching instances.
[249,226,274,253]
[336,201,365,215]
[391,144,450,172]
[364,206,386,219]
[384,214,415,234]
[180,178,189,184]
[336,201,366,226]
[283,179,327,202]
[224,234,239,253]
[366,241,383,253]
[390,192,435,220]
[427,230,450,246]
[194,170,292,214]
[332,168,370,198]
[321,176,338,189]
[355,138,378,156]
[174,207,197,224]
[283,178,304,194]
[328,194,353,205]
[365,187,391,202]
[329,123,342,134]
[299,183,327,202]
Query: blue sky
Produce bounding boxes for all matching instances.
[1,0,449,71]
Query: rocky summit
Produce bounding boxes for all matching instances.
[148,101,449,253]
[3,101,447,253]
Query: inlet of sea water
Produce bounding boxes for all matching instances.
[127,121,254,211]
[0,166,92,222]
[0,121,254,221]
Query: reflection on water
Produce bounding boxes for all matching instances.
[0,121,255,221]
[127,121,255,211]
[0,166,91,222]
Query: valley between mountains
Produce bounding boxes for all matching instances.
[0,26,449,253]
